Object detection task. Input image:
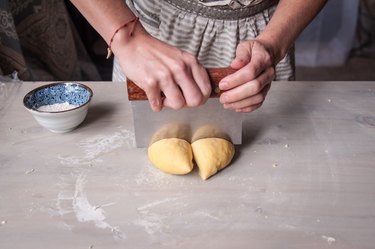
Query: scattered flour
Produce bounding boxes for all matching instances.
[193,210,221,220]
[72,174,125,239]
[25,169,35,174]
[58,129,135,165]
[135,163,176,187]
[80,130,134,159]
[133,211,163,235]
[134,197,184,235]
[52,130,135,239]
[49,174,126,240]
[278,224,296,230]
[322,235,336,245]
[137,198,180,211]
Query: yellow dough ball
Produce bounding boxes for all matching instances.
[148,138,193,175]
[191,138,235,180]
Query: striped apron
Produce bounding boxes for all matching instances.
[113,0,294,81]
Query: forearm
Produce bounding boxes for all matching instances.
[257,0,327,63]
[70,0,136,44]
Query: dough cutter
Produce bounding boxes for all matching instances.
[127,68,243,147]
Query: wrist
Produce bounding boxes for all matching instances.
[107,16,140,58]
[255,34,287,65]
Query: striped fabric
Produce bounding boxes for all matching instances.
[198,0,265,8]
[113,0,294,82]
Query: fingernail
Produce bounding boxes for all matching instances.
[223,103,231,109]
[219,81,228,90]
[151,99,161,111]
[151,105,160,112]
[220,95,227,104]
[214,87,221,94]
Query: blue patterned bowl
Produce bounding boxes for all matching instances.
[23,82,93,133]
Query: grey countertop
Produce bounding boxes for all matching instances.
[1,81,375,249]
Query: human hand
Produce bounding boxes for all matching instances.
[113,27,211,112]
[219,40,276,113]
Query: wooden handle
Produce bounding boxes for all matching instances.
[127,68,236,101]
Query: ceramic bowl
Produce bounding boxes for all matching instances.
[23,82,93,133]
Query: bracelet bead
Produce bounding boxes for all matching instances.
[106,16,139,59]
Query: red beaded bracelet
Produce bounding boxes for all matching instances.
[106,16,139,59]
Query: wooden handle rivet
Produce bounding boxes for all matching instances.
[214,87,221,94]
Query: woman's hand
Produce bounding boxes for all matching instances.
[113,26,211,112]
[219,40,276,113]
[217,0,327,113]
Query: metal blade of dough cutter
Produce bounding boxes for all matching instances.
[127,68,243,148]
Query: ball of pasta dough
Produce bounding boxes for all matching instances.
[192,138,235,180]
[148,138,193,175]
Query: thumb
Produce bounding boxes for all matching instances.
[231,42,252,69]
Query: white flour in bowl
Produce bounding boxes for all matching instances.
[37,102,78,112]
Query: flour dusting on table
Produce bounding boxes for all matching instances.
[80,130,134,159]
[72,174,126,239]
[58,129,135,165]
[322,235,336,245]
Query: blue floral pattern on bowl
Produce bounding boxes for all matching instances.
[23,82,93,112]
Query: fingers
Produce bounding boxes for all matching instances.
[172,56,211,108]
[145,69,186,111]
[218,39,276,113]
[161,84,186,110]
[231,42,252,70]
[119,34,210,112]
[220,66,275,112]
[187,61,211,104]
[143,53,211,111]
[219,59,264,91]
[232,83,271,112]
[146,87,163,112]
[220,40,274,92]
